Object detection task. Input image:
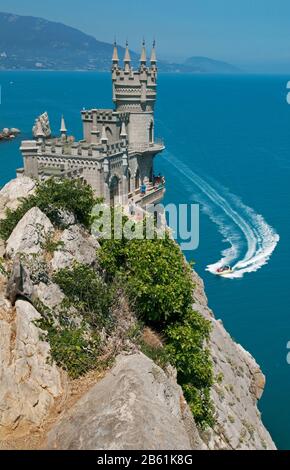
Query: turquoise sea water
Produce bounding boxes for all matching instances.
[0,71,289,449]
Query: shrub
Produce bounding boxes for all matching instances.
[100,218,194,325]
[124,235,194,325]
[164,312,214,428]
[99,220,214,428]
[34,178,97,228]
[0,178,99,240]
[53,263,113,329]
[97,210,130,278]
[36,309,100,379]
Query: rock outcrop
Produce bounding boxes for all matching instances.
[0,176,36,258]
[191,271,276,450]
[51,224,99,271]
[0,176,35,218]
[0,128,20,141]
[0,298,62,431]
[45,353,204,450]
[5,207,53,258]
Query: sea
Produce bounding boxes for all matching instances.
[0,71,289,449]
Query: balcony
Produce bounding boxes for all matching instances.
[128,138,165,155]
[129,180,166,208]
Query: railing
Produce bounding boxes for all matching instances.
[128,138,165,153]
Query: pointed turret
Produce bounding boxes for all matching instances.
[150,40,157,67]
[124,41,131,72]
[140,39,147,65]
[112,40,119,64]
[60,115,67,141]
[60,115,67,133]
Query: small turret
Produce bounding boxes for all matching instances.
[124,41,131,73]
[112,40,119,68]
[120,121,127,141]
[60,115,67,141]
[140,39,147,67]
[150,40,157,72]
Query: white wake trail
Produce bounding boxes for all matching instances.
[166,153,279,279]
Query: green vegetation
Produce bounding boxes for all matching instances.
[0,178,99,240]
[123,236,194,325]
[127,322,170,370]
[0,258,6,276]
[53,263,113,330]
[216,372,224,384]
[0,177,214,427]
[99,213,214,428]
[35,304,100,379]
[40,233,64,255]
[165,312,214,427]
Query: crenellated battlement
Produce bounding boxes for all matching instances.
[112,41,157,113]
[19,42,164,206]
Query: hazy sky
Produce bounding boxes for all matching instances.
[1,0,290,70]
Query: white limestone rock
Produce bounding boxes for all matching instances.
[44,352,204,450]
[191,270,276,450]
[0,176,36,219]
[5,207,53,258]
[0,299,62,430]
[51,224,99,271]
[34,281,65,310]
[51,208,76,228]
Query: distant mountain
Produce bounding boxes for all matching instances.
[0,12,136,70]
[184,56,240,74]
[0,12,241,73]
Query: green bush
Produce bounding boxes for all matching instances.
[99,219,214,428]
[53,263,113,329]
[0,178,98,240]
[183,384,214,428]
[164,312,214,428]
[123,236,194,325]
[36,310,100,379]
[97,210,130,278]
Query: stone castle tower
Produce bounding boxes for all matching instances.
[19,41,165,207]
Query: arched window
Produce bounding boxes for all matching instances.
[106,127,113,140]
[110,175,119,205]
[135,169,140,191]
[149,121,154,144]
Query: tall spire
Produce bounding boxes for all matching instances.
[140,39,147,64]
[60,115,67,134]
[112,39,119,63]
[124,40,131,72]
[150,39,157,64]
[60,115,67,141]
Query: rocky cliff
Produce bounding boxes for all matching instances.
[0,176,275,450]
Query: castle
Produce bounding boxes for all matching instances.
[18,41,165,207]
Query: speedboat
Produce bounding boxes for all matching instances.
[215,265,233,276]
